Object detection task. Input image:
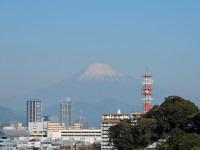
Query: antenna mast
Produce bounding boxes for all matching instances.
[142,67,153,113]
[80,109,82,123]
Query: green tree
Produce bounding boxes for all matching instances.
[167,128,185,150]
[108,119,135,150]
[191,147,200,150]
[177,133,200,150]
[144,96,199,137]
[134,118,159,149]
[190,112,200,134]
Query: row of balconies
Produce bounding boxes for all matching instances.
[101,135,108,138]
[101,127,109,131]
[101,138,109,142]
[102,116,128,120]
[101,131,108,134]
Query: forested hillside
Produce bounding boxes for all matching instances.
[109,96,200,150]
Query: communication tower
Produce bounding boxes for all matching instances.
[142,67,153,113]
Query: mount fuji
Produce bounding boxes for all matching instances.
[78,63,128,81]
[0,63,172,126]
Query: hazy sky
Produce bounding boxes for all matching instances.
[0,1,200,102]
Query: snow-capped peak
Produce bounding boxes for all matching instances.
[78,63,127,81]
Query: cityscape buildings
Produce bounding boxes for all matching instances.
[1,97,150,149]
[0,68,154,149]
[60,98,74,127]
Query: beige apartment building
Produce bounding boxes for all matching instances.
[100,110,129,150]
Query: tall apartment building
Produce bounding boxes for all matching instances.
[100,110,129,150]
[27,99,43,133]
[60,98,74,126]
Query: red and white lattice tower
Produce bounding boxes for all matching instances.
[142,67,153,113]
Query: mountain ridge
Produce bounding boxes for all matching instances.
[43,98,141,128]
[0,63,172,112]
[78,63,128,81]
[0,63,175,127]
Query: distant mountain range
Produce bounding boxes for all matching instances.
[43,98,140,128]
[0,105,25,124]
[0,63,173,127]
[0,98,139,128]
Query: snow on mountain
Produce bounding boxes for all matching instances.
[78,63,128,81]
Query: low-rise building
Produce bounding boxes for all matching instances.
[0,137,14,150]
[1,128,30,138]
[47,122,65,131]
[47,122,101,143]
[47,129,101,142]
[28,138,41,149]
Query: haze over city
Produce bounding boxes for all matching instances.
[1,1,200,149]
[0,1,200,106]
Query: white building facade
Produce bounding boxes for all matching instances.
[100,110,129,150]
[47,129,101,143]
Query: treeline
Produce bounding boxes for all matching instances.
[108,96,200,150]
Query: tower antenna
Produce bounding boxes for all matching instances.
[142,67,153,113]
[80,109,82,123]
[146,67,148,75]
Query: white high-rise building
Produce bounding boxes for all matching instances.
[27,99,43,133]
[100,109,129,150]
[60,98,74,126]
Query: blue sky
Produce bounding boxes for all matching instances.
[0,1,200,103]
